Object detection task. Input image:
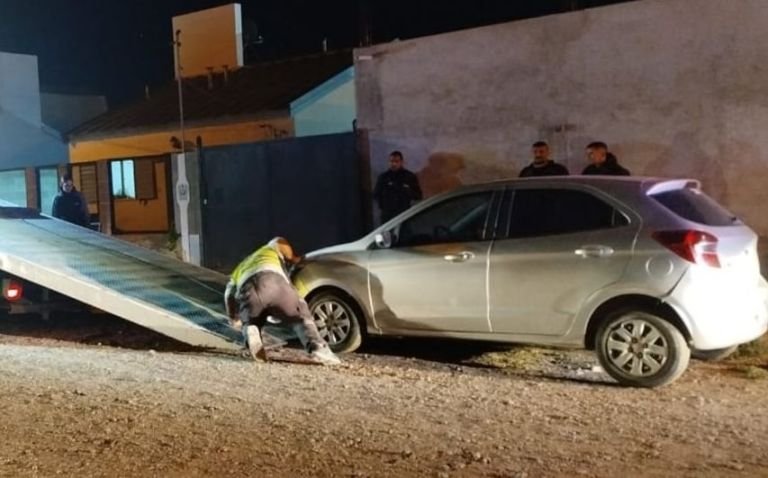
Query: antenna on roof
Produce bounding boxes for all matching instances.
[358,0,372,46]
[222,65,230,84]
[206,67,214,90]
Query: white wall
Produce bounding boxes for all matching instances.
[292,67,356,137]
[355,0,768,234]
[0,52,42,127]
[0,51,67,170]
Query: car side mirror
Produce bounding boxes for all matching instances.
[374,231,392,249]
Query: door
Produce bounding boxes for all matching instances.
[489,187,637,336]
[367,190,498,333]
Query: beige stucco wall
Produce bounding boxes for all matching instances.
[355,0,768,233]
[172,4,243,78]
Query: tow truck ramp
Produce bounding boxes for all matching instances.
[0,203,242,351]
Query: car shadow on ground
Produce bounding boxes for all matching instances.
[355,336,619,387]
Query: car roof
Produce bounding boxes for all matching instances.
[447,175,700,196]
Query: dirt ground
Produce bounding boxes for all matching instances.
[0,313,766,478]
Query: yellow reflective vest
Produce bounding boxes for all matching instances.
[223,238,308,317]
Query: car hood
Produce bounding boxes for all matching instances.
[305,238,370,258]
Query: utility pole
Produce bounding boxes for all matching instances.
[173,29,186,155]
[172,28,192,263]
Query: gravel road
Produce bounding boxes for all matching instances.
[0,313,766,478]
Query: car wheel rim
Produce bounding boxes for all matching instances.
[605,317,669,377]
[312,300,352,345]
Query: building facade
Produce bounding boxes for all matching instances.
[354,0,768,233]
[0,51,105,218]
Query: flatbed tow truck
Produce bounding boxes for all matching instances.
[0,201,242,351]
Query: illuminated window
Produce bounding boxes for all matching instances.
[38,167,59,214]
[111,160,136,199]
[0,170,28,207]
[111,159,156,200]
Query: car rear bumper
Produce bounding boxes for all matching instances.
[667,271,768,350]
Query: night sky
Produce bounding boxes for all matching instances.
[0,0,631,107]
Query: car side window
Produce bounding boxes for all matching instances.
[395,192,494,247]
[506,188,628,238]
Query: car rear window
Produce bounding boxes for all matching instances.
[651,188,737,226]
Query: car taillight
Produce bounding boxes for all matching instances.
[2,280,23,301]
[652,230,720,268]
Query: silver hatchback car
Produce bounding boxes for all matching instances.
[294,177,768,387]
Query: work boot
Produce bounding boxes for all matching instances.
[310,345,341,366]
[244,325,267,362]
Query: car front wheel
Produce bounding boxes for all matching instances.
[596,310,690,387]
[308,291,363,354]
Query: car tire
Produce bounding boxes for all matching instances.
[691,345,738,362]
[308,291,363,354]
[595,309,690,388]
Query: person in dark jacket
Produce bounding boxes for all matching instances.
[519,141,569,177]
[51,174,90,227]
[582,142,630,176]
[373,150,423,223]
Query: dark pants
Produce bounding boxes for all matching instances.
[380,209,401,224]
[236,271,326,352]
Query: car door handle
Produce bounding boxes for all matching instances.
[444,251,475,263]
[574,245,614,258]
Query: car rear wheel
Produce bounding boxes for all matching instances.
[308,291,363,353]
[691,345,738,362]
[596,310,690,387]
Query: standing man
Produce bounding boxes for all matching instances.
[519,141,569,177]
[373,151,423,223]
[224,237,341,365]
[582,142,631,176]
[51,174,90,227]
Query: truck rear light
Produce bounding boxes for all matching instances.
[2,280,23,301]
[652,230,720,268]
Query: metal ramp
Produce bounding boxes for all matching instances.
[0,203,242,351]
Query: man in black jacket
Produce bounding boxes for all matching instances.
[373,151,423,223]
[52,174,90,227]
[582,142,630,176]
[519,141,569,177]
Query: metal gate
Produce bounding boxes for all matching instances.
[200,133,363,271]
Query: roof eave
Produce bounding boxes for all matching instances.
[68,109,290,143]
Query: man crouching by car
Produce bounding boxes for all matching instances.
[224,237,341,365]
